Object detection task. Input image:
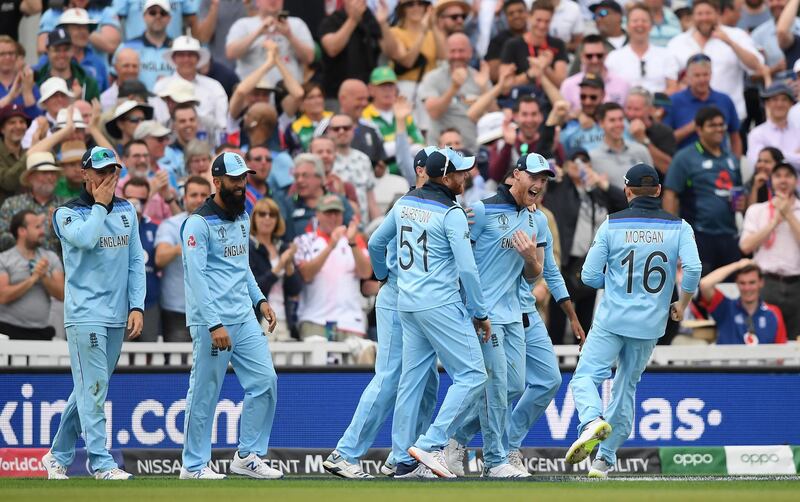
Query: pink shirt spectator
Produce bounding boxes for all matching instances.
[560,71,631,112]
[741,198,800,276]
[116,174,173,224]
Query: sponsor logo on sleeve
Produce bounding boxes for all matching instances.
[187,235,196,248]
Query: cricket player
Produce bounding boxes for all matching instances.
[179,152,281,480]
[369,147,490,478]
[565,163,701,478]
[323,148,441,479]
[447,153,552,478]
[506,171,586,474]
[43,147,145,480]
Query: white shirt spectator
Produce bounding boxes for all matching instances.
[746,120,800,171]
[667,26,763,120]
[225,15,313,82]
[550,0,584,45]
[333,149,376,223]
[294,230,368,336]
[153,75,229,132]
[605,44,679,94]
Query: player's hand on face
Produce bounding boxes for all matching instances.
[669,302,684,322]
[211,325,232,350]
[127,310,144,339]
[474,317,492,343]
[93,171,118,206]
[260,302,278,333]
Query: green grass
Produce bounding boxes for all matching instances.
[2,478,800,502]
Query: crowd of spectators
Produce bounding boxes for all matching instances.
[1,0,799,349]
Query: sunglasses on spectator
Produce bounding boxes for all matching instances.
[124,116,145,124]
[251,155,273,162]
[330,125,353,132]
[594,8,612,18]
[146,8,169,17]
[580,94,600,101]
[584,52,604,60]
[441,13,467,21]
[256,211,278,218]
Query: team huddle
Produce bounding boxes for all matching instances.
[38,145,700,481]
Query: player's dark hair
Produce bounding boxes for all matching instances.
[759,147,784,165]
[581,34,605,48]
[123,176,151,196]
[513,94,540,113]
[628,186,660,197]
[693,0,720,12]
[736,263,763,280]
[530,0,554,14]
[596,102,624,121]
[10,209,35,240]
[694,106,725,127]
[503,0,526,11]
[185,175,211,191]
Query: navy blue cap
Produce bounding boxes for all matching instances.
[760,82,797,103]
[48,28,71,47]
[414,145,438,169]
[425,147,475,178]
[624,163,660,187]
[516,152,555,177]
[81,146,122,170]
[211,152,255,177]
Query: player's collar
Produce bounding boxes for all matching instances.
[497,183,527,211]
[629,196,662,210]
[424,181,458,202]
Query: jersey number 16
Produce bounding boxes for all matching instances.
[399,225,429,272]
[620,250,668,294]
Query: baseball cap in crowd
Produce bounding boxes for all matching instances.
[48,28,72,47]
[57,8,99,30]
[414,145,438,169]
[653,92,672,109]
[760,82,797,103]
[425,146,475,177]
[516,152,555,177]
[133,120,171,140]
[21,152,61,187]
[771,162,798,178]
[477,111,505,145]
[119,79,154,99]
[59,140,86,165]
[590,0,623,15]
[624,163,660,187]
[0,104,31,128]
[579,73,605,91]
[211,151,255,177]
[144,0,172,13]
[55,107,87,129]
[369,66,398,86]
[317,194,345,213]
[672,0,691,16]
[37,77,73,105]
[82,146,123,170]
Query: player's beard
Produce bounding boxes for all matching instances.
[219,185,246,216]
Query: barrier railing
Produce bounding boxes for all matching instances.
[1,339,798,368]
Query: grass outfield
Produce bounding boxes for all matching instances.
[2,478,800,502]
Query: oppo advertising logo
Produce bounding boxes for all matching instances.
[673,453,715,466]
[739,453,780,465]
[725,446,797,475]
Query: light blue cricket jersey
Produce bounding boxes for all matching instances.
[470,184,543,324]
[180,197,266,332]
[369,182,488,319]
[375,190,418,312]
[519,207,569,314]
[581,196,702,339]
[113,0,198,41]
[53,190,146,328]
[118,36,174,91]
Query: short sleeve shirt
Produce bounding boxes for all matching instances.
[154,212,187,312]
[113,0,198,40]
[501,35,569,76]
[226,15,313,82]
[0,247,62,328]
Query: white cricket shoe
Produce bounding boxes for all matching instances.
[380,456,396,477]
[565,418,612,464]
[41,451,68,480]
[179,465,226,479]
[408,446,456,478]
[443,439,466,477]
[507,449,528,476]
[230,452,284,479]
[94,468,133,480]
[395,462,437,479]
[482,463,531,478]
[588,457,613,479]
[322,450,373,479]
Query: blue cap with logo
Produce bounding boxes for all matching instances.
[81,146,122,170]
[624,162,660,187]
[425,146,475,177]
[516,152,555,177]
[414,145,438,169]
[211,152,255,177]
